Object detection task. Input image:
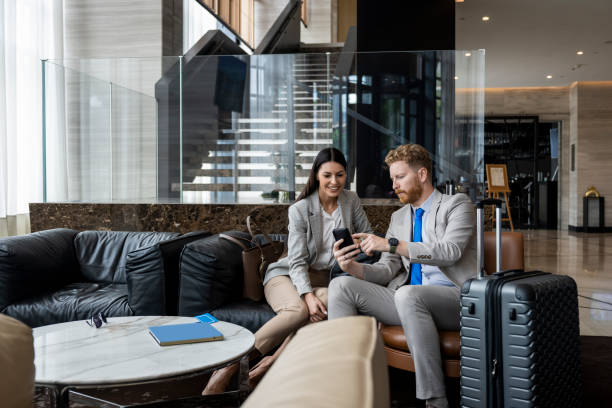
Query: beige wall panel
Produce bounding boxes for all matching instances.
[569,83,579,226]
[64,0,162,58]
[498,87,569,115]
[254,0,286,48]
[63,0,164,202]
[301,0,332,43]
[572,82,612,228]
[559,117,570,230]
[483,88,504,114]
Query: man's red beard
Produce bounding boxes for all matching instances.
[395,184,423,204]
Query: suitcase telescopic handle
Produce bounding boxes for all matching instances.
[476,199,502,209]
[476,199,503,278]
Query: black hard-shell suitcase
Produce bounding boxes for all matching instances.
[460,199,582,407]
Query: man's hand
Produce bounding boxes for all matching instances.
[353,233,389,256]
[333,239,362,274]
[303,292,327,322]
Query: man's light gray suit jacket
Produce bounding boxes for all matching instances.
[362,189,476,289]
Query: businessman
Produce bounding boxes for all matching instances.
[328,144,476,408]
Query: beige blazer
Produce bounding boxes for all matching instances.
[362,189,477,289]
[264,190,373,296]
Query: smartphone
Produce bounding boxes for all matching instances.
[332,228,356,250]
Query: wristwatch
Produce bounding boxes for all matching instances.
[388,238,399,254]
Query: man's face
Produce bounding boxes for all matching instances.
[389,161,424,205]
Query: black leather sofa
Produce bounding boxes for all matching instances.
[0,228,209,327]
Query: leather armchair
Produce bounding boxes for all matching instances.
[379,231,524,377]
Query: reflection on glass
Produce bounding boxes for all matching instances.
[42,50,484,204]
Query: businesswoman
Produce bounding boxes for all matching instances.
[204,147,372,393]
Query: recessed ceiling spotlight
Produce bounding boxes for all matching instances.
[454,76,459,80]
[546,75,553,79]
[482,16,490,21]
[465,52,472,57]
[576,51,584,55]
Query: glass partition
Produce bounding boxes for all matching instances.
[42,50,484,204]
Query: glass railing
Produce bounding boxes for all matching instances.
[42,50,485,204]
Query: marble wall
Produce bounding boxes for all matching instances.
[29,202,402,235]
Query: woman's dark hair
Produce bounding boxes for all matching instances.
[296,147,347,201]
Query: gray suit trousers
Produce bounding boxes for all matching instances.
[328,276,461,400]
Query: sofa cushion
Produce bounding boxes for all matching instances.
[75,231,180,283]
[178,232,250,316]
[3,282,132,327]
[0,314,34,408]
[211,299,275,333]
[243,316,389,408]
[126,231,211,315]
[0,228,79,310]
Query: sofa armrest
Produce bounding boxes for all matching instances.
[0,229,79,311]
[126,231,211,316]
[242,316,390,408]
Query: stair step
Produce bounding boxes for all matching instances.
[293,63,329,67]
[294,118,332,123]
[271,110,332,114]
[182,183,308,192]
[189,155,321,165]
[278,97,321,101]
[301,128,332,134]
[183,183,277,192]
[293,74,329,78]
[237,118,283,124]
[274,103,332,107]
[186,141,329,153]
[184,169,311,177]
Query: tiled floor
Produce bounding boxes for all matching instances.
[522,229,612,336]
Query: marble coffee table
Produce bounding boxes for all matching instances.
[34,316,254,407]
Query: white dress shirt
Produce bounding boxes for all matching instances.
[311,206,343,270]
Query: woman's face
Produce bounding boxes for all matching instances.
[316,161,346,200]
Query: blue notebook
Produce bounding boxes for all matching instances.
[149,322,224,346]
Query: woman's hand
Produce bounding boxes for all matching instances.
[352,233,389,256]
[303,292,327,322]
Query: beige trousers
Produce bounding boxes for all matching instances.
[254,269,329,355]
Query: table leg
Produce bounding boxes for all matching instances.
[37,384,69,408]
[237,353,250,403]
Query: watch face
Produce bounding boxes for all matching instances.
[389,238,398,246]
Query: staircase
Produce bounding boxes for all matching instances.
[182,52,339,203]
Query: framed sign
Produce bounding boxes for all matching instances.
[486,164,510,193]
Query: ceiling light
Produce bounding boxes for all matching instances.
[482,16,490,21]
[546,75,553,79]
[454,76,459,80]
[576,51,584,55]
[456,0,464,3]
[465,52,472,57]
